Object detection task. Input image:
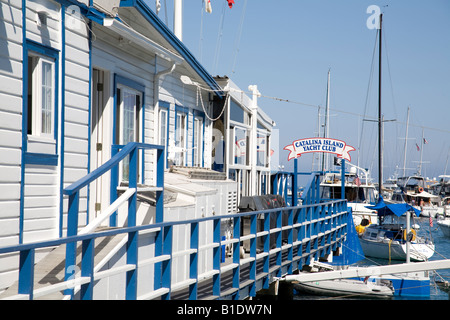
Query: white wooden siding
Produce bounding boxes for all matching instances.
[62,11,90,233]
[92,23,157,188]
[0,0,23,246]
[0,0,23,292]
[25,0,61,50]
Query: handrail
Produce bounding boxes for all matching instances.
[63,142,163,196]
[0,199,347,255]
[60,142,165,299]
[78,188,136,235]
[0,199,348,300]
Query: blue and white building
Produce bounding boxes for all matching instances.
[0,0,278,297]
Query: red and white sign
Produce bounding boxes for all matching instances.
[284,137,355,162]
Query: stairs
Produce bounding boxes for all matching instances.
[0,227,127,300]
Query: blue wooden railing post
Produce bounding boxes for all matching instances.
[249,214,257,297]
[189,222,199,299]
[156,148,164,223]
[80,238,95,300]
[162,225,172,300]
[262,211,270,289]
[64,191,79,297]
[275,209,282,277]
[110,146,119,227]
[341,159,346,200]
[126,146,138,300]
[292,158,298,206]
[19,249,35,299]
[287,208,294,274]
[212,218,221,297]
[232,216,240,299]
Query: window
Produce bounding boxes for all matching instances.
[257,132,268,167]
[234,126,248,165]
[159,109,168,146]
[193,115,203,167]
[116,85,142,181]
[174,110,187,166]
[27,53,55,138]
[159,105,169,167]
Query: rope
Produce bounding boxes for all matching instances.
[196,86,229,121]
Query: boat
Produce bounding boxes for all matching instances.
[392,175,439,217]
[381,177,398,201]
[290,261,394,299]
[320,166,378,226]
[437,218,450,237]
[359,196,435,262]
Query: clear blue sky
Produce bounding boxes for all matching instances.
[146,0,450,181]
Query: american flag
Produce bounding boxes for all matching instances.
[416,143,420,151]
[424,138,429,144]
[354,174,361,187]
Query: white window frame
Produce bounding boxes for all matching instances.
[28,53,55,140]
[159,107,168,165]
[175,112,187,166]
[193,115,203,167]
[116,84,143,182]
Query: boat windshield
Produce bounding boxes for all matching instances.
[397,177,425,191]
[321,186,376,203]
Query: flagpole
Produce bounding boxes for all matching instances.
[419,128,424,176]
[402,106,410,177]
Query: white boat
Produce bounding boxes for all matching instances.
[392,176,439,217]
[292,278,394,299]
[290,262,394,299]
[437,219,450,237]
[359,197,435,262]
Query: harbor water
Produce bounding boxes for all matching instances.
[293,217,450,300]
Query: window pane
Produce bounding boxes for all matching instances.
[234,127,247,165]
[119,88,140,181]
[122,91,136,144]
[41,61,53,134]
[159,110,167,146]
[257,133,267,166]
[175,113,186,166]
[194,117,203,166]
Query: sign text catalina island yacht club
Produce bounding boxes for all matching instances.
[283,138,355,161]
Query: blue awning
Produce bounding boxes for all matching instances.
[365,196,421,217]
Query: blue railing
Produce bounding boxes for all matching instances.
[0,200,348,300]
[63,142,164,298]
[0,143,349,300]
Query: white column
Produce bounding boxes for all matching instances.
[174,0,183,40]
[248,85,260,196]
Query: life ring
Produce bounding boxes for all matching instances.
[418,187,424,193]
[403,228,416,242]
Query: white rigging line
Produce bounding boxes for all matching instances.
[213,1,227,74]
[199,0,205,63]
[230,0,248,75]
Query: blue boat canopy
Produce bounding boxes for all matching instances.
[365,196,421,217]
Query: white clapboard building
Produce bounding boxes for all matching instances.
[0,0,275,297]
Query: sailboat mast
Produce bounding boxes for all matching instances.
[321,69,331,172]
[419,128,424,175]
[378,13,383,194]
[402,106,410,177]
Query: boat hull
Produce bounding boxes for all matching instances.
[293,278,393,298]
[437,219,450,237]
[359,238,434,262]
[361,273,430,297]
[417,206,439,218]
